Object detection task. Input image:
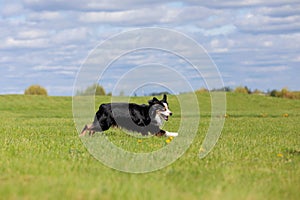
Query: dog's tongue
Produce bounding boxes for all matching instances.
[165,116,169,121]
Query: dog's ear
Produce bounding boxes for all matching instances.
[148,97,159,105]
[162,94,167,102]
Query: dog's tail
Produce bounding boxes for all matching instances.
[80,124,95,136]
[80,125,88,136]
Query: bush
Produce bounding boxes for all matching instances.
[77,84,106,96]
[252,89,264,95]
[269,89,279,97]
[195,88,208,93]
[234,86,249,94]
[272,88,288,98]
[269,88,300,99]
[24,85,48,96]
[280,88,300,99]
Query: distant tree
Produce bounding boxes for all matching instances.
[252,89,264,95]
[24,85,48,96]
[149,91,170,96]
[269,88,300,99]
[223,86,232,92]
[269,89,279,97]
[210,87,232,92]
[195,88,208,93]
[280,88,289,98]
[95,84,106,96]
[234,86,249,94]
[78,84,106,96]
[244,86,252,94]
[269,88,289,98]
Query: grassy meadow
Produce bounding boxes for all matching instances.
[0,93,299,199]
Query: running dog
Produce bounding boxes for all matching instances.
[80,94,178,137]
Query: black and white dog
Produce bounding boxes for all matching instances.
[80,94,178,137]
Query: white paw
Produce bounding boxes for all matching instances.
[165,131,178,137]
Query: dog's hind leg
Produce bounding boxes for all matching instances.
[154,129,166,137]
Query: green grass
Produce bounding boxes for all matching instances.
[0,93,299,199]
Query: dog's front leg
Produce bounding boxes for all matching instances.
[165,131,178,137]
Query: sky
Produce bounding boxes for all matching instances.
[1,0,300,96]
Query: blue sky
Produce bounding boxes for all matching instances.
[1,0,300,96]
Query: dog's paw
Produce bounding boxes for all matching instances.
[165,131,178,137]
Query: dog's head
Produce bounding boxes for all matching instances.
[148,94,172,122]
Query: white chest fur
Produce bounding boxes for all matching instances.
[154,113,163,126]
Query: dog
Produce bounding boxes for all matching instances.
[80,94,178,137]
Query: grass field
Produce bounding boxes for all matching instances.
[0,93,299,199]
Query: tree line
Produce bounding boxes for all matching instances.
[24,84,300,99]
[196,86,300,100]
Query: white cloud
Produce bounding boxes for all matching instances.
[52,27,89,44]
[23,0,166,11]
[194,0,300,9]
[1,37,49,49]
[210,39,229,53]
[16,29,49,39]
[78,9,161,25]
[27,11,62,21]
[235,14,300,34]
[246,65,289,73]
[257,4,300,17]
[77,6,182,26]
[0,2,24,17]
[32,65,78,71]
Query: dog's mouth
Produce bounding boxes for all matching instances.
[160,114,169,121]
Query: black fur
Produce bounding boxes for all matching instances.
[80,94,171,136]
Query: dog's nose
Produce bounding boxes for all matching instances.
[170,112,172,116]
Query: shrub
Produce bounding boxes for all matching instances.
[270,89,279,97]
[24,85,48,96]
[269,88,300,99]
[280,88,289,98]
[234,86,249,94]
[195,87,208,93]
[223,86,233,92]
[280,88,300,99]
[77,84,106,96]
[252,89,264,95]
